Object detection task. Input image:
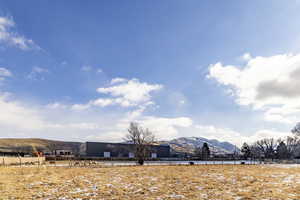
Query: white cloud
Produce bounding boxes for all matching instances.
[208,53,300,124]
[192,124,291,146]
[138,116,193,140]
[91,98,114,107]
[0,67,12,81]
[0,92,108,140]
[49,122,100,130]
[0,94,45,131]
[46,102,68,109]
[0,67,12,77]
[110,77,127,84]
[71,103,91,111]
[241,53,252,61]
[85,131,126,142]
[0,17,38,50]
[27,66,49,80]
[97,78,163,107]
[72,78,163,110]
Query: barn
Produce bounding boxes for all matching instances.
[85,142,170,158]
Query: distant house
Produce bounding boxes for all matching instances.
[84,142,170,158]
[54,149,73,157]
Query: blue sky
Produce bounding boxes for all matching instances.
[0,0,300,145]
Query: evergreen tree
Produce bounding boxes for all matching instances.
[241,143,251,159]
[201,143,210,160]
[276,141,289,159]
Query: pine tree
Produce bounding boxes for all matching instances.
[201,143,210,160]
[241,143,251,159]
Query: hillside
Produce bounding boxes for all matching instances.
[0,138,81,154]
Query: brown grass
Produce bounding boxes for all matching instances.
[0,165,300,200]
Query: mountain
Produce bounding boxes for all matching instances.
[0,137,238,156]
[160,137,239,155]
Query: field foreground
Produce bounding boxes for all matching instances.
[1,165,300,200]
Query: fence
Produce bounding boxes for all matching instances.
[0,156,45,165]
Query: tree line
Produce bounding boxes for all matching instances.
[241,123,300,160]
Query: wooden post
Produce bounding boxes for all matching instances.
[19,156,22,167]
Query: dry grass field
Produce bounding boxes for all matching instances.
[0,165,300,200]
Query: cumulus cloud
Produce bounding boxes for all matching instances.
[97,78,162,106]
[72,78,163,110]
[0,16,38,50]
[208,53,300,124]
[240,53,252,61]
[138,116,193,140]
[91,98,114,107]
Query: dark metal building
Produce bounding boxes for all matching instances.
[85,142,170,158]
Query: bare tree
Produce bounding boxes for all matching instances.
[124,122,155,165]
[254,138,276,159]
[194,146,202,159]
[286,136,300,158]
[292,122,300,135]
[248,135,300,161]
[249,144,262,160]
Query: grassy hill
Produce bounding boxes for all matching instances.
[0,138,82,154]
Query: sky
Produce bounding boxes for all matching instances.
[0,0,300,146]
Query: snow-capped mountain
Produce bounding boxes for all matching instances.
[161,137,239,155]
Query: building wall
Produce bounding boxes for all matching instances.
[86,142,170,158]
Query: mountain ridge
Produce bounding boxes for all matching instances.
[162,137,239,155]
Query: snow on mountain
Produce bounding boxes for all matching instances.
[161,137,239,155]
